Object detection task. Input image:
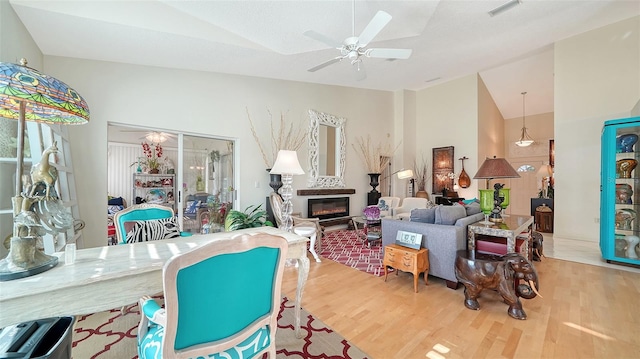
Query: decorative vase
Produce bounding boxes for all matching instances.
[615,183,633,204]
[478,189,494,225]
[499,188,510,210]
[368,173,381,193]
[267,169,283,195]
[196,176,205,191]
[616,134,639,153]
[149,168,160,174]
[367,173,381,206]
[616,158,637,178]
[615,209,636,230]
[416,190,429,199]
[624,235,640,259]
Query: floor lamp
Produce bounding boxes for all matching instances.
[270,150,304,232]
[473,156,520,223]
[0,59,90,281]
[386,169,414,197]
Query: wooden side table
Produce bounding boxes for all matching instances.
[383,244,429,292]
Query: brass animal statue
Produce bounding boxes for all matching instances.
[455,252,541,320]
[29,141,59,199]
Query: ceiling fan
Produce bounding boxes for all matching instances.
[304,4,412,80]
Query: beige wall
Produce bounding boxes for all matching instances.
[555,15,640,242]
[41,56,395,248]
[477,74,505,187]
[415,74,481,199]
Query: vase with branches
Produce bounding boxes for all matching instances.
[247,108,307,169]
[352,135,399,174]
[247,108,307,195]
[413,155,430,198]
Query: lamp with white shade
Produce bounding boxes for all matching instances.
[270,150,304,232]
[385,168,414,196]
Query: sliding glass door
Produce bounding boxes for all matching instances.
[180,134,234,234]
[107,124,235,244]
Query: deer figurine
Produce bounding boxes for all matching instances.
[29,141,59,199]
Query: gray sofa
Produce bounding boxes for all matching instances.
[381,203,484,289]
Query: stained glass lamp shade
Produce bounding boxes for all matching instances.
[0,59,90,281]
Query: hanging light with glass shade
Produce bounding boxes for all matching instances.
[515,91,534,147]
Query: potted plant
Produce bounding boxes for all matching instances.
[224,204,274,231]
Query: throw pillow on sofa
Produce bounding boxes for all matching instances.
[435,204,467,225]
[410,207,437,223]
[464,202,482,216]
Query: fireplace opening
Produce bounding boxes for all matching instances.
[307,197,350,220]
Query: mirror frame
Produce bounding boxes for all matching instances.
[308,109,346,188]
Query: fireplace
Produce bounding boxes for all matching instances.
[307,197,350,220]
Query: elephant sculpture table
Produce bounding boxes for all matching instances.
[454,250,541,320]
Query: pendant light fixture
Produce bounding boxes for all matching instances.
[515,91,534,147]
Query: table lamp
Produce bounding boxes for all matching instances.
[0,59,90,281]
[270,150,304,232]
[473,156,520,223]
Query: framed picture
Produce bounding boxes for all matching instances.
[395,230,422,249]
[432,146,454,194]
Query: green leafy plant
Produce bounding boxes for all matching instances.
[224,204,274,231]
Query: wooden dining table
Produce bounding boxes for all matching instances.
[0,227,310,337]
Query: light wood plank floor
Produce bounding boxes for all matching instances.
[281,254,640,359]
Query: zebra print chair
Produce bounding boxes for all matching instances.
[137,233,288,359]
[114,203,191,244]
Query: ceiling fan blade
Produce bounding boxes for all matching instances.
[366,48,412,59]
[303,30,342,49]
[308,57,343,72]
[357,10,392,47]
[352,61,367,81]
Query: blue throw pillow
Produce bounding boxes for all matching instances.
[410,208,437,224]
[435,204,467,225]
[462,198,478,205]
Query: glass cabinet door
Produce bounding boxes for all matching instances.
[601,117,640,266]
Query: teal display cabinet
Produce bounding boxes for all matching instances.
[600,116,640,267]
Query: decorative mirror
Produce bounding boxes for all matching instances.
[308,109,346,188]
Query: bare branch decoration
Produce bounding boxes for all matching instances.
[352,135,400,173]
[247,108,307,168]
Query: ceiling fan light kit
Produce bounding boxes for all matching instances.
[304,7,412,80]
[515,91,534,147]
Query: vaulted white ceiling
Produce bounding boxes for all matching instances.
[9,0,640,119]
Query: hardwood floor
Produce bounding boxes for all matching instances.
[281,254,640,359]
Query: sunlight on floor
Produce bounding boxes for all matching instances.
[426,343,450,358]
[563,322,616,340]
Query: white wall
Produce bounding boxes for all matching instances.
[40,57,395,248]
[554,15,640,242]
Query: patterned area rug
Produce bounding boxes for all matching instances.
[72,297,368,359]
[320,229,384,276]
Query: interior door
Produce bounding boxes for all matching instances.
[507,161,541,216]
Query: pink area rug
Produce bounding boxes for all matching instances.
[72,297,368,359]
[320,229,384,276]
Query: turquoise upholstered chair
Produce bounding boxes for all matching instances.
[137,233,288,359]
[114,203,191,244]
